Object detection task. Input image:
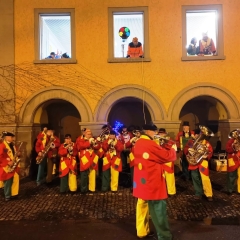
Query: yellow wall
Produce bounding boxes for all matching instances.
[13,0,240,116]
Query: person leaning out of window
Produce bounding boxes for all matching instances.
[126,37,144,58]
[187,37,199,55]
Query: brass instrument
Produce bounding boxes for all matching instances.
[64,142,74,155]
[36,137,55,164]
[153,135,176,148]
[228,129,240,151]
[186,125,214,165]
[8,141,23,173]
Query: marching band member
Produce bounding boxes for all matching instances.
[101,130,124,192]
[184,129,213,201]
[0,131,21,202]
[95,125,111,179]
[226,130,240,195]
[125,128,141,188]
[175,121,195,181]
[58,134,78,193]
[133,124,177,239]
[156,128,176,196]
[35,129,60,186]
[77,129,100,193]
[119,126,133,171]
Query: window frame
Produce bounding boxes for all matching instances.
[34,8,76,64]
[182,5,225,61]
[108,7,151,63]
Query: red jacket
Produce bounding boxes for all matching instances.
[102,138,124,171]
[0,141,19,181]
[77,137,100,171]
[35,135,60,159]
[175,130,195,150]
[133,135,176,200]
[58,142,78,177]
[226,138,240,172]
[127,42,143,58]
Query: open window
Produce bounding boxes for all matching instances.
[34,9,76,63]
[108,7,150,63]
[182,5,225,61]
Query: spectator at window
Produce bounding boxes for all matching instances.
[61,53,70,58]
[198,32,216,56]
[187,37,199,55]
[45,52,56,59]
[126,37,143,58]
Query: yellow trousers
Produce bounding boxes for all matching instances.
[69,172,77,192]
[89,168,96,192]
[136,198,150,238]
[165,171,176,195]
[238,167,240,193]
[110,166,119,191]
[0,181,4,189]
[12,172,19,196]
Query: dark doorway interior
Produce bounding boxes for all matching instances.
[107,97,151,128]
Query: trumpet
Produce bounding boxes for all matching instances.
[64,142,74,155]
[154,135,176,148]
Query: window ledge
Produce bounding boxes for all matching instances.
[33,59,77,64]
[108,58,151,63]
[181,55,225,61]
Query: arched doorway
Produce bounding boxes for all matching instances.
[179,96,227,150]
[179,96,227,132]
[34,99,81,142]
[107,97,152,128]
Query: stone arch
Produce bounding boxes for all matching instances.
[19,86,93,123]
[94,84,167,122]
[168,83,240,120]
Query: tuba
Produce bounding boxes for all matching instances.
[8,141,23,173]
[228,129,240,151]
[186,125,214,165]
[36,137,55,164]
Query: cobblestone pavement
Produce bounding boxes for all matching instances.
[0,170,240,224]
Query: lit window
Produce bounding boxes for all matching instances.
[108,7,150,63]
[34,9,76,63]
[182,5,225,61]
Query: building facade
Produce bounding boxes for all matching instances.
[1,0,240,175]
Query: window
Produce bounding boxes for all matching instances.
[34,9,76,63]
[182,5,225,61]
[108,7,150,63]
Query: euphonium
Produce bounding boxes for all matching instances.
[8,141,23,173]
[228,129,240,151]
[186,125,214,166]
[36,137,55,164]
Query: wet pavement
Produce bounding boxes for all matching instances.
[0,170,240,239]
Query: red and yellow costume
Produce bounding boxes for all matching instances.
[184,139,213,197]
[0,140,20,200]
[77,135,100,193]
[58,142,78,192]
[226,138,240,194]
[133,134,176,239]
[35,134,60,184]
[101,138,124,191]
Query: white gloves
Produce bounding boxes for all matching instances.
[89,138,95,144]
[171,144,177,151]
[188,148,195,156]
